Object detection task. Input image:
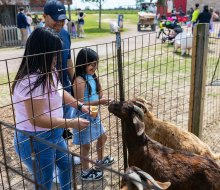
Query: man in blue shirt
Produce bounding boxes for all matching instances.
[43,0,77,147]
[43,1,82,185]
[17,7,30,48]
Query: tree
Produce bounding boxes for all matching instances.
[82,0,105,29]
[136,0,145,9]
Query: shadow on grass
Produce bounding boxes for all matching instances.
[173,51,191,58]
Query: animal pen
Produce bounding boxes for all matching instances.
[0,23,220,189]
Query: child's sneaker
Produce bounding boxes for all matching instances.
[96,156,114,168]
[81,168,103,181]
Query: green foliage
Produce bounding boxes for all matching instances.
[82,0,105,7]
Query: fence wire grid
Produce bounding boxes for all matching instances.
[0,23,220,190]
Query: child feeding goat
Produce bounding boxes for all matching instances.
[109,100,220,190]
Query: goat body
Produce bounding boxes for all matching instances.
[109,101,220,190]
[133,97,220,160]
[174,31,192,56]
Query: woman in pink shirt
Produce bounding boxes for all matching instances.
[12,27,89,190]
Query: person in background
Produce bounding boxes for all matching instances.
[17,7,30,48]
[191,3,200,32]
[178,6,185,16]
[26,12,33,37]
[43,0,79,155]
[189,7,194,20]
[12,27,90,190]
[196,5,211,24]
[157,19,166,39]
[32,14,40,26]
[71,22,77,38]
[78,9,86,38]
[209,7,219,34]
[72,48,114,181]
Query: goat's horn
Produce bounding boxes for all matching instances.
[135,101,149,113]
[136,170,165,190]
[127,171,143,190]
[133,97,148,105]
[133,105,144,120]
[135,97,153,108]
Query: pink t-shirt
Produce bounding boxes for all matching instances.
[12,73,63,132]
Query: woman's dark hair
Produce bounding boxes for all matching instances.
[12,27,62,94]
[72,48,101,96]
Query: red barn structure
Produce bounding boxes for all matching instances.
[0,0,73,25]
[157,0,187,18]
[0,0,29,25]
[30,0,72,12]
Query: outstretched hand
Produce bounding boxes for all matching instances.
[81,105,90,113]
[100,97,114,105]
[72,118,89,131]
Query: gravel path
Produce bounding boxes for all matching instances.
[0,23,159,75]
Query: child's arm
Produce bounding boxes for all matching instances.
[73,77,112,106]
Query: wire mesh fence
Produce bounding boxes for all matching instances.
[0,23,220,189]
[202,31,220,153]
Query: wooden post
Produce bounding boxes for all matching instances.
[188,24,209,137]
[0,24,3,47]
[67,4,71,21]
[115,32,127,171]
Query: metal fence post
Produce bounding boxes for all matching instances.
[188,23,209,137]
[0,124,12,189]
[115,31,127,171]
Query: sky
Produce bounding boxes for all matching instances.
[71,0,137,9]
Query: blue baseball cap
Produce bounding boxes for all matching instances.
[44,0,67,21]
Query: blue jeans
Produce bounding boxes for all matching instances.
[14,129,72,190]
[63,104,75,119]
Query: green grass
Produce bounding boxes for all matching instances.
[207,93,220,97]
[82,9,137,14]
[70,13,137,41]
[0,73,16,84]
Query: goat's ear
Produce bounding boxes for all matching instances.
[133,115,145,136]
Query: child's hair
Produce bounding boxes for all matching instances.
[12,27,63,94]
[72,48,101,96]
[72,22,75,27]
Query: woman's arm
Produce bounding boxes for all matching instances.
[24,98,89,130]
[63,89,90,114]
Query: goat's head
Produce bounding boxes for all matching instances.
[121,166,171,190]
[108,100,145,136]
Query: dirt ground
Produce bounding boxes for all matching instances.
[1,22,220,190]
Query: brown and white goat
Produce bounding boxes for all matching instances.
[121,166,171,190]
[131,97,220,160]
[109,100,220,190]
